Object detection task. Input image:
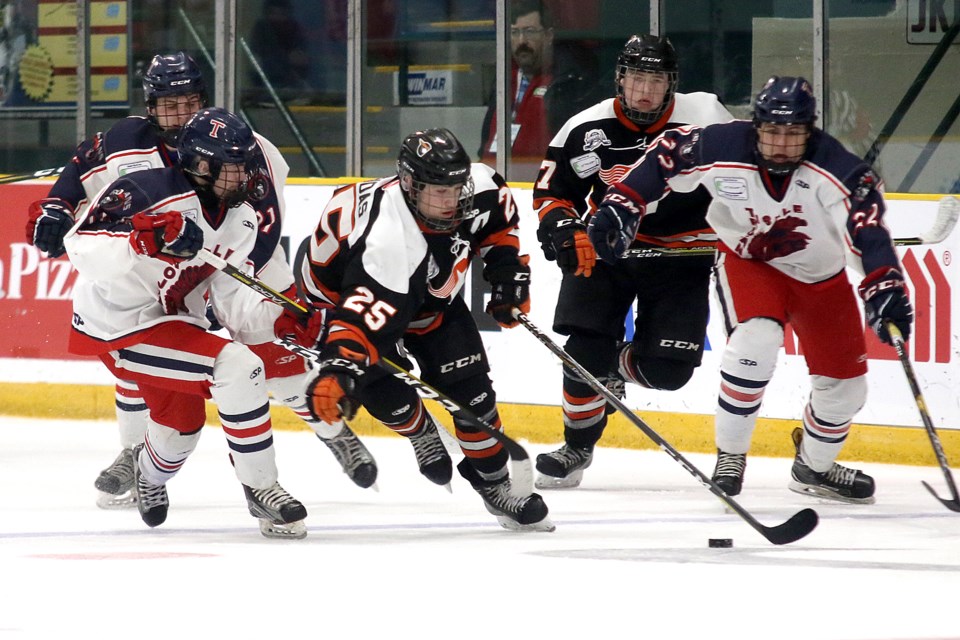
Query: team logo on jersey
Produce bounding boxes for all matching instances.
[714,177,749,201]
[570,152,601,179]
[448,232,471,257]
[582,129,611,152]
[417,139,432,157]
[98,187,133,216]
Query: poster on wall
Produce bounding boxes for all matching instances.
[0,0,129,109]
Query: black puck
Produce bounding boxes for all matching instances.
[708,538,733,548]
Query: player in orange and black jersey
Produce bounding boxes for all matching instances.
[532,35,732,488]
[300,128,553,531]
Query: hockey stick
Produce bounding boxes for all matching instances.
[622,196,960,259]
[196,248,535,497]
[886,323,960,512]
[513,311,819,545]
[0,166,64,185]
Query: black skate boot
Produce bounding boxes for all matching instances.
[409,416,453,486]
[318,426,378,489]
[535,443,593,489]
[788,427,876,504]
[243,481,309,539]
[94,447,138,509]
[712,450,747,496]
[458,459,555,532]
[132,444,168,527]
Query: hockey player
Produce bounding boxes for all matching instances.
[25,52,376,508]
[64,108,312,538]
[590,76,913,503]
[533,35,732,488]
[299,127,553,531]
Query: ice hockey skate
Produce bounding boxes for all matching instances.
[243,482,308,539]
[409,416,453,487]
[535,443,593,489]
[132,445,169,527]
[458,459,555,532]
[94,447,138,509]
[788,427,876,504]
[318,426,378,489]
[712,450,746,496]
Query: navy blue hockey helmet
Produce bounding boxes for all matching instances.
[178,108,258,206]
[616,34,679,126]
[752,76,817,175]
[752,76,816,125]
[143,51,208,145]
[397,128,475,231]
[143,51,207,104]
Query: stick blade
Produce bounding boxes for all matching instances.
[921,196,960,244]
[921,480,960,512]
[760,508,819,545]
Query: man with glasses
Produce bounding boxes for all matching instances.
[479,0,603,178]
[589,76,912,503]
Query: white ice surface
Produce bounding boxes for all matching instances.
[1,417,959,640]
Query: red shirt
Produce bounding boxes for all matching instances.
[482,65,553,165]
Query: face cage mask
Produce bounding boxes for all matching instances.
[616,66,678,126]
[148,94,205,147]
[406,175,476,232]
[186,158,256,209]
[754,123,811,176]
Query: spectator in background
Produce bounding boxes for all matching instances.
[248,0,312,101]
[479,0,605,180]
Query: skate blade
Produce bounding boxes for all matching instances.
[788,480,876,505]
[495,515,556,533]
[258,518,307,540]
[534,469,583,490]
[96,490,137,510]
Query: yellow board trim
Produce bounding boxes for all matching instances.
[2,382,956,468]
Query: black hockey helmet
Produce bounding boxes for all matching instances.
[143,51,208,145]
[178,108,259,207]
[396,128,476,232]
[616,34,679,126]
[752,76,817,175]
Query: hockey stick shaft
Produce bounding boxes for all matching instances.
[624,197,959,259]
[0,166,64,185]
[887,323,960,512]
[513,311,819,545]
[196,248,534,495]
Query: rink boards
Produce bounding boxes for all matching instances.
[0,180,957,464]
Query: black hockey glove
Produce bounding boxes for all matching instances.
[536,208,596,277]
[484,257,531,328]
[587,203,640,264]
[26,198,75,258]
[859,267,913,345]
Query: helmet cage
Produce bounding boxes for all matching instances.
[616,35,679,126]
